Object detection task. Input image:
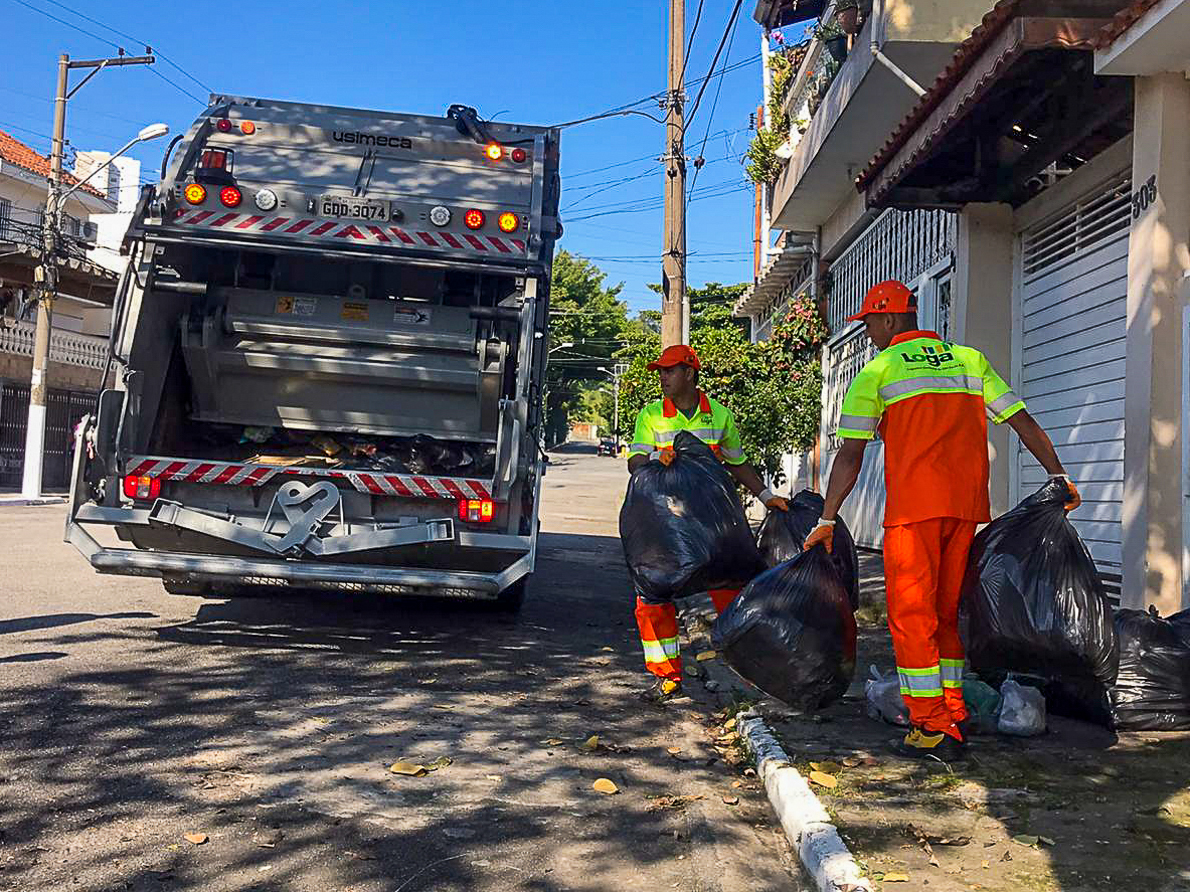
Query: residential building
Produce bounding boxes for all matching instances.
[0,128,118,488]
[74,149,144,274]
[743,0,1190,613]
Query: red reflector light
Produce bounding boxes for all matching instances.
[497,212,519,233]
[183,183,207,205]
[510,148,527,163]
[458,499,495,523]
[464,209,485,230]
[122,474,161,501]
[219,186,242,208]
[485,143,503,161]
[216,118,232,132]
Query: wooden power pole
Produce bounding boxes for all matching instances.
[661,0,687,349]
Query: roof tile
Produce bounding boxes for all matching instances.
[0,128,108,200]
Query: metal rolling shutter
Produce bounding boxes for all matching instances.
[1017,171,1131,596]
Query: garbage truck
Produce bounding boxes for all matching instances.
[65,95,562,610]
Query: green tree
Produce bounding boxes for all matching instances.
[616,282,826,482]
[545,252,631,445]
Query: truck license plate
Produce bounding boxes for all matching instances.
[318,196,390,221]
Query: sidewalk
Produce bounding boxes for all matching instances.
[685,552,1190,892]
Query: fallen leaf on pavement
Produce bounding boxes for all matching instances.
[1000,850,1013,862]
[809,771,838,789]
[721,795,739,805]
[425,756,453,771]
[389,761,428,777]
[1038,836,1055,847]
[934,836,972,847]
[601,646,615,652]
[695,651,717,662]
[432,704,454,710]
[724,717,737,731]
[1011,834,1039,848]
[542,738,567,747]
[184,833,208,846]
[592,778,619,795]
[580,735,600,752]
[883,873,910,883]
[685,666,702,677]
[842,756,863,768]
[732,780,743,788]
[485,774,502,782]
[646,793,704,812]
[810,760,841,774]
[667,747,682,755]
[981,860,990,870]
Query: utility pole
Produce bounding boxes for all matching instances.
[21,51,153,499]
[661,0,687,349]
[613,362,627,451]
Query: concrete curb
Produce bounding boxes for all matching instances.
[0,495,66,507]
[679,607,871,892]
[737,710,872,892]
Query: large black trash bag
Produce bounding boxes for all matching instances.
[959,479,1118,689]
[757,490,860,611]
[619,431,765,601]
[710,548,857,710]
[1109,607,1190,731]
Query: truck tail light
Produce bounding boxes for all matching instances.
[183,183,207,204]
[510,148,527,163]
[123,474,161,501]
[497,212,519,233]
[216,118,232,133]
[200,149,229,171]
[458,499,495,523]
[484,143,503,161]
[464,209,485,230]
[219,186,242,208]
[240,121,256,135]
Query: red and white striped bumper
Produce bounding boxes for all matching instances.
[125,457,492,501]
[169,209,527,257]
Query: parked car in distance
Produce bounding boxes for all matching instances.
[597,438,617,456]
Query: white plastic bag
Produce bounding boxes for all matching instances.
[865,666,909,726]
[998,679,1046,736]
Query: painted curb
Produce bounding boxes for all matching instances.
[738,710,873,892]
[680,608,871,892]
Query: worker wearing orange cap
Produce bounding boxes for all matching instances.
[803,280,1080,759]
[626,344,789,703]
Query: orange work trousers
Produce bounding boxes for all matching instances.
[635,589,739,680]
[883,518,976,740]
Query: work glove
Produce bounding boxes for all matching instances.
[1050,474,1081,512]
[650,450,675,467]
[803,518,836,554]
[758,488,788,512]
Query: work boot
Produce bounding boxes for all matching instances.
[890,726,966,761]
[639,676,683,704]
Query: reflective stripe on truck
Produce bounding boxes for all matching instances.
[126,456,493,500]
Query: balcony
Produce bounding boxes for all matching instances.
[0,320,108,370]
[766,0,991,234]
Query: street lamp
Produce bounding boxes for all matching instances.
[598,363,628,453]
[20,120,169,500]
[548,341,574,354]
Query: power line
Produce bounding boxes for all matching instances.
[147,66,204,105]
[688,12,738,203]
[41,0,214,94]
[685,0,745,133]
[680,0,707,83]
[10,0,121,49]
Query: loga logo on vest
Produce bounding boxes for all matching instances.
[900,343,956,368]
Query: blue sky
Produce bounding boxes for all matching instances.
[2,0,779,313]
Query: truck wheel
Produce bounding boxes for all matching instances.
[162,575,210,596]
[493,575,529,613]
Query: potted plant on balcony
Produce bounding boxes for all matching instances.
[814,20,848,64]
[834,0,862,36]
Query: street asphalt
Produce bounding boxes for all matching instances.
[0,444,807,892]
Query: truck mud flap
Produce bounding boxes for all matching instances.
[147,500,454,557]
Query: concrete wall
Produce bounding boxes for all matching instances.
[953,203,1015,518]
[1122,72,1190,613]
[883,0,996,44]
[0,353,103,391]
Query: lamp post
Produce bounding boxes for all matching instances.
[599,363,628,452]
[21,118,168,499]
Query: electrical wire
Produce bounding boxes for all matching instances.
[41,0,214,94]
[9,0,120,49]
[684,0,745,132]
[146,66,204,105]
[687,11,738,203]
[551,108,666,130]
[680,0,707,83]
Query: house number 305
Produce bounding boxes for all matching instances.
[1132,175,1157,219]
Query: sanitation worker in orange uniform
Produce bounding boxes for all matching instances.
[627,344,789,703]
[804,280,1080,760]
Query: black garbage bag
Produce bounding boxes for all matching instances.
[756,490,860,611]
[619,431,765,602]
[1109,607,1190,731]
[711,547,857,710]
[959,479,1118,690]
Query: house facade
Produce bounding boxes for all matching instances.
[741,0,1189,613]
[0,129,118,488]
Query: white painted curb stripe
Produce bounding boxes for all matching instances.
[737,710,873,892]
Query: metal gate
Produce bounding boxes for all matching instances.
[0,381,96,490]
[1015,170,1131,596]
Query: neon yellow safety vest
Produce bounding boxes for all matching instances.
[628,391,747,465]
